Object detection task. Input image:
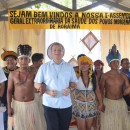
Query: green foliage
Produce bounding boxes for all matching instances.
[35,4,42,9]
[32,0,91,10]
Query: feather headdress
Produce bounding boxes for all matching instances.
[17,44,32,58]
[77,54,93,87]
[1,48,17,61]
[106,44,121,64]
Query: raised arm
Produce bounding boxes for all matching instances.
[7,72,14,116]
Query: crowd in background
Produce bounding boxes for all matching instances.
[0,43,130,130]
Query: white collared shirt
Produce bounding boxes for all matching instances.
[34,60,77,108]
[0,67,7,83]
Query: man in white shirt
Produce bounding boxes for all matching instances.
[0,67,7,130]
[34,42,77,130]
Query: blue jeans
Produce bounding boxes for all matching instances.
[3,109,7,130]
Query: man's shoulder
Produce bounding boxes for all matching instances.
[127,71,130,78]
[102,71,110,78]
[37,62,51,71]
[2,66,8,73]
[104,71,110,75]
[43,61,51,66]
[120,71,128,78]
[64,61,72,66]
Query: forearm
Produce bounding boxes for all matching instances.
[0,82,5,97]
[7,91,12,109]
[123,87,130,96]
[95,89,103,105]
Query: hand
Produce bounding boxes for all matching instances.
[46,90,58,97]
[8,107,14,117]
[37,84,46,95]
[123,87,130,96]
[98,103,105,112]
[62,88,70,96]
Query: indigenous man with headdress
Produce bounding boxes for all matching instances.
[7,44,43,130]
[72,54,104,130]
[100,44,130,130]
[1,49,18,130]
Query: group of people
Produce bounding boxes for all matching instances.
[0,42,130,130]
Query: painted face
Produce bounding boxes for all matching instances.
[51,45,64,61]
[5,56,17,69]
[80,61,90,71]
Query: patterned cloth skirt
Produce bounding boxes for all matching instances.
[72,89,98,119]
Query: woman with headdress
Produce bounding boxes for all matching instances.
[72,54,104,130]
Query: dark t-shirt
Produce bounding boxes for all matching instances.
[120,68,130,107]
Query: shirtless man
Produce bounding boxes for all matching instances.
[30,53,47,130]
[31,53,44,72]
[100,44,130,130]
[30,53,44,94]
[7,44,43,130]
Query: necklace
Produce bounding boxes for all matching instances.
[53,63,63,79]
[81,75,89,88]
[3,66,18,74]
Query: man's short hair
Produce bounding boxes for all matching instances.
[121,58,129,64]
[31,53,44,63]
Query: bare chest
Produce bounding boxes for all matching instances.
[106,75,124,87]
[14,71,35,86]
